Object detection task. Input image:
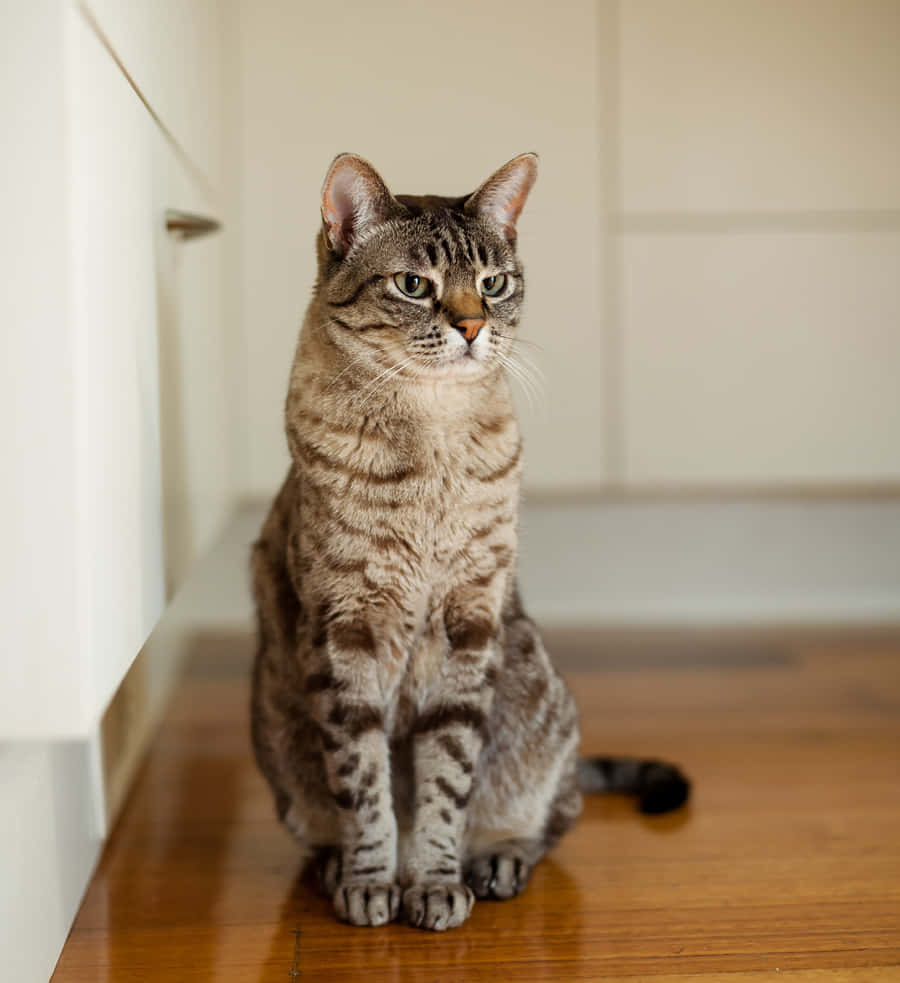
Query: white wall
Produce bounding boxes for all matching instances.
[229,0,900,499]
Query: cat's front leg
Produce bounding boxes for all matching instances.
[308,618,403,927]
[402,607,499,931]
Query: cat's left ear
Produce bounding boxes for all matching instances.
[321,153,399,257]
[464,153,538,243]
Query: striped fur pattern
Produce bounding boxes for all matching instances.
[250,153,683,932]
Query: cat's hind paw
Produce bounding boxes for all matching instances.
[402,882,474,931]
[465,850,532,900]
[313,846,342,897]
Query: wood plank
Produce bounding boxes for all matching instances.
[52,629,900,981]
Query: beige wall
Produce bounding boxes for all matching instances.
[230,0,610,497]
[229,0,900,498]
[617,0,900,486]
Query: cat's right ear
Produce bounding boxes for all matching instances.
[321,154,398,258]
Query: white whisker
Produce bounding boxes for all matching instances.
[350,356,407,400]
[319,320,377,394]
[508,347,545,387]
[496,353,536,410]
[494,332,545,353]
[496,348,546,413]
[353,356,416,409]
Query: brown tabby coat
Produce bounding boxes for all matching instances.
[251,153,582,931]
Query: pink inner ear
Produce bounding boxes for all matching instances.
[469,155,537,241]
[323,168,357,249]
[496,159,537,229]
[321,155,394,255]
[500,173,533,225]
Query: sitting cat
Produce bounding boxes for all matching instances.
[250,152,688,931]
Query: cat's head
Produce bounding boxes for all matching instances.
[315,153,537,384]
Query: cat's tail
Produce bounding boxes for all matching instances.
[577,756,691,815]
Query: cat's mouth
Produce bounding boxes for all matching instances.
[445,346,489,370]
[409,349,489,381]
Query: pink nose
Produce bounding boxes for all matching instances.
[455,317,485,342]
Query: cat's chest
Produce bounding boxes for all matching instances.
[301,417,520,732]
[340,417,518,512]
[297,406,519,611]
[399,428,518,557]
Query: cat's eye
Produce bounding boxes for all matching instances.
[393,272,431,299]
[481,274,507,297]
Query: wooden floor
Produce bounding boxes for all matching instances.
[52,628,900,982]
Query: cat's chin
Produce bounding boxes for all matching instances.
[410,354,491,383]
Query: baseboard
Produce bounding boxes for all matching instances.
[239,494,900,626]
[517,499,900,625]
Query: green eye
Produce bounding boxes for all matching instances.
[393,272,431,298]
[481,273,507,297]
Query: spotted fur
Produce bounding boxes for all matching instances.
[251,153,688,932]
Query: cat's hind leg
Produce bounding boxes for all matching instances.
[462,607,583,902]
[464,750,582,900]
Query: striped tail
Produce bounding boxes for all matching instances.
[577,756,691,815]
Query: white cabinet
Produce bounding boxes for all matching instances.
[77,0,228,188]
[67,1,167,738]
[154,132,233,594]
[0,0,231,740]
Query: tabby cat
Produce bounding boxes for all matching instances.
[250,153,689,931]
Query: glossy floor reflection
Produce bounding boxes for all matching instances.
[53,629,900,981]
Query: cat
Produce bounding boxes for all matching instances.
[250,152,689,931]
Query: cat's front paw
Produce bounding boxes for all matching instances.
[333,883,401,927]
[402,882,474,931]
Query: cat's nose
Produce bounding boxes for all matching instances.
[454,317,485,343]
